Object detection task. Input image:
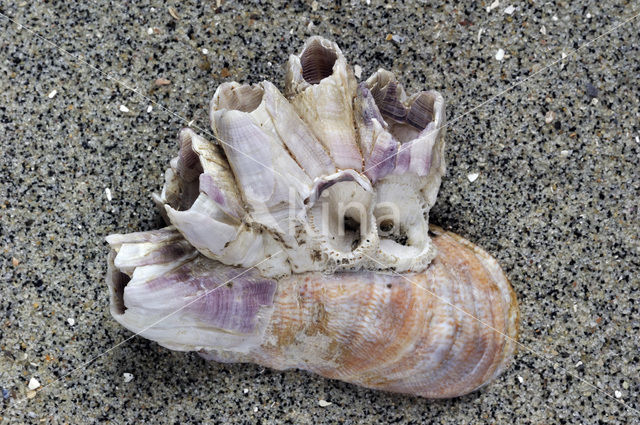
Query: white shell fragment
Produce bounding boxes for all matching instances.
[106,36,519,400]
[28,378,41,390]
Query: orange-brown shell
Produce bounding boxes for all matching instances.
[203,226,519,398]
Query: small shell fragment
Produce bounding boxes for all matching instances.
[154,78,171,86]
[353,64,362,79]
[168,7,180,20]
[28,378,40,390]
[495,48,505,61]
[545,111,555,124]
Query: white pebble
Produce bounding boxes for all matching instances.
[47,89,57,99]
[636,136,639,144]
[119,105,130,113]
[147,27,153,35]
[561,52,567,59]
[560,150,570,157]
[67,318,75,326]
[477,28,484,43]
[573,303,577,312]
[615,390,622,399]
[467,172,479,183]
[202,48,209,54]
[586,13,592,19]
[253,406,258,413]
[147,105,153,113]
[318,399,332,407]
[105,187,112,201]
[243,388,249,394]
[486,0,499,12]
[544,111,555,124]
[28,378,40,390]
[552,15,558,21]
[495,48,505,61]
[540,25,546,35]
[123,373,134,383]
[517,375,523,383]
[503,5,515,15]
[353,64,362,79]
[575,361,583,368]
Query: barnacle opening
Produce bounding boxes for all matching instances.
[366,70,438,143]
[300,39,338,84]
[107,251,130,315]
[373,180,430,262]
[214,83,264,113]
[162,128,243,222]
[390,92,437,143]
[161,130,206,213]
[111,271,129,315]
[308,179,374,255]
[406,92,435,131]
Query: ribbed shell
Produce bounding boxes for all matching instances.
[212,227,518,398]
